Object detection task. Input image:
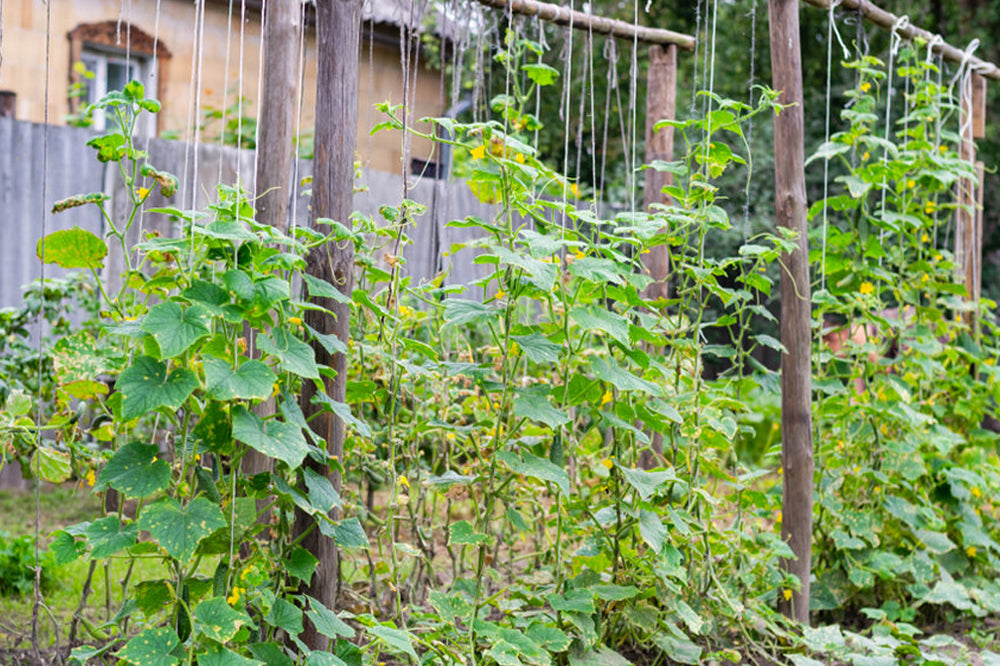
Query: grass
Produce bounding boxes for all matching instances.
[0,483,172,652]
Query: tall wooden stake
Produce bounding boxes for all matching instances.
[293,0,363,648]
[769,0,813,624]
[955,72,986,316]
[245,0,300,484]
[640,43,677,470]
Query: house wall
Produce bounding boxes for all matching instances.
[0,0,444,174]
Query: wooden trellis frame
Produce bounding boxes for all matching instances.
[773,0,997,626]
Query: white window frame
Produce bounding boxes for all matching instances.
[80,45,157,136]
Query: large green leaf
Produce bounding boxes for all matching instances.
[258,329,319,379]
[85,516,138,558]
[497,450,570,495]
[266,598,303,636]
[305,596,355,639]
[231,405,309,468]
[570,305,630,345]
[204,357,276,401]
[116,356,198,421]
[142,302,213,358]
[619,466,676,501]
[368,624,419,660]
[194,597,252,643]
[96,441,171,497]
[198,648,263,666]
[31,446,71,483]
[512,333,561,364]
[117,627,180,666]
[37,227,107,269]
[138,497,226,562]
[638,509,668,552]
[513,394,569,428]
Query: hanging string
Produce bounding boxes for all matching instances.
[573,12,591,197]
[218,0,236,182]
[740,0,758,240]
[877,15,909,253]
[819,0,847,292]
[559,2,576,213]
[598,38,618,211]
[927,37,944,245]
[251,0,267,196]
[134,0,163,263]
[689,0,703,119]
[31,0,53,654]
[290,0,308,230]
[586,23,598,214]
[628,1,639,219]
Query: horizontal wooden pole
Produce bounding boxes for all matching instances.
[803,0,1000,80]
[472,0,696,50]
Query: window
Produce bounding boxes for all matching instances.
[80,49,153,133]
[67,21,171,136]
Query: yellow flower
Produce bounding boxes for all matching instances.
[939,145,947,153]
[227,586,244,605]
[967,545,978,558]
[933,253,943,261]
[972,486,982,499]
[574,251,585,261]
[515,153,526,164]
[783,589,793,601]
[493,401,500,410]
[860,82,871,93]
[641,248,651,255]
[776,511,782,523]
[906,179,916,189]
[135,186,150,199]
[495,290,506,300]
[601,458,614,470]
[921,233,929,243]
[470,144,486,160]
[859,281,875,296]
[398,475,410,489]
[925,200,936,214]
[862,151,870,161]
[289,316,302,326]
[446,432,456,441]
[570,183,580,198]
[85,469,96,487]
[600,390,613,407]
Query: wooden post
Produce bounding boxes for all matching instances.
[293,0,363,648]
[955,73,986,311]
[244,0,300,485]
[769,0,813,625]
[640,43,677,470]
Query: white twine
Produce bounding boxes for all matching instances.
[819,0,845,292]
[877,15,910,253]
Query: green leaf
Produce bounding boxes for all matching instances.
[266,598,303,636]
[638,509,668,552]
[368,624,419,660]
[116,356,198,421]
[198,647,264,666]
[449,520,489,546]
[568,646,631,666]
[547,589,595,613]
[117,627,180,666]
[305,654,348,666]
[619,466,675,501]
[522,62,559,86]
[302,273,351,304]
[593,584,639,601]
[513,395,570,428]
[85,516,138,558]
[916,529,956,555]
[512,333,561,364]
[258,329,319,379]
[134,580,173,615]
[31,446,71,483]
[204,357,277,401]
[443,299,500,328]
[806,141,851,165]
[570,305,630,345]
[310,394,373,438]
[286,547,319,583]
[497,450,570,495]
[194,597,251,643]
[37,227,108,269]
[138,497,226,562]
[232,405,309,468]
[305,596,355,639]
[329,517,369,550]
[96,441,171,497]
[303,467,342,513]
[49,531,84,565]
[141,303,213,358]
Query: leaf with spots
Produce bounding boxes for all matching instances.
[194,597,252,643]
[37,227,108,270]
[198,648,263,666]
[117,627,180,666]
[96,441,170,498]
[138,497,226,563]
[141,302,213,358]
[85,516,138,559]
[115,356,198,421]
